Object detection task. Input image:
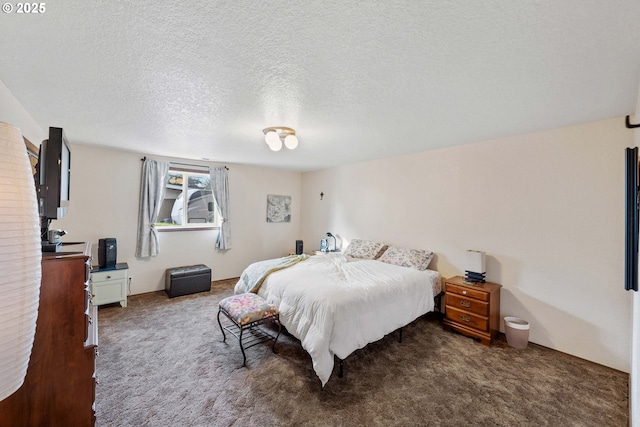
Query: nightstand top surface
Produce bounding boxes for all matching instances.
[445,275,501,291]
[91,262,129,273]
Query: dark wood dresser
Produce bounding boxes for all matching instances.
[442,275,501,346]
[0,253,97,427]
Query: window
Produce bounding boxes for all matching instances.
[155,169,221,230]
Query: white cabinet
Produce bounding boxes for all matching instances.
[91,263,128,307]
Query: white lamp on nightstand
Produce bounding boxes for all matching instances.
[0,122,42,401]
[326,232,337,252]
[465,250,486,283]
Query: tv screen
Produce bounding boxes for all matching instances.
[37,127,70,219]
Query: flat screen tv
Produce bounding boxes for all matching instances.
[37,127,70,220]
[625,147,638,291]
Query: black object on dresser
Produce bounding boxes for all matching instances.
[165,264,212,298]
[98,238,117,268]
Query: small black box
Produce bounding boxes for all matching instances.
[295,240,303,255]
[98,238,117,268]
[165,264,212,298]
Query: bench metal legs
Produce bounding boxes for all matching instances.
[217,309,227,342]
[217,307,281,367]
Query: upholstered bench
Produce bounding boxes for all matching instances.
[165,264,211,298]
[216,293,281,366]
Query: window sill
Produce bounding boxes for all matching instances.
[156,226,221,232]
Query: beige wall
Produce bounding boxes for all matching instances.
[0,80,45,143]
[53,144,303,294]
[301,117,632,373]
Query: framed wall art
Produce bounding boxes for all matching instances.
[266,194,291,223]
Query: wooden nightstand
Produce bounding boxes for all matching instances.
[442,275,501,346]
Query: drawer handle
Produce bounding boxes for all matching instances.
[460,315,471,323]
[460,300,471,308]
[462,290,467,295]
[106,275,111,279]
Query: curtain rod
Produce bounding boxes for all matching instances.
[140,157,228,170]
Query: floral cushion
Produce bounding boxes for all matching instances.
[377,246,434,271]
[343,239,388,259]
[219,293,279,326]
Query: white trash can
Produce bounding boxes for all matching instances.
[504,317,530,349]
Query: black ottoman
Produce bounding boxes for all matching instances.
[165,264,212,298]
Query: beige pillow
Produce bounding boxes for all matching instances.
[344,239,387,259]
[377,246,434,270]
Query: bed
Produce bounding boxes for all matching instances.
[234,243,441,386]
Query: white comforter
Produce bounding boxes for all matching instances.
[234,253,440,386]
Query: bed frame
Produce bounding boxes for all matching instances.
[335,291,443,378]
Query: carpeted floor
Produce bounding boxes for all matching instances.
[95,279,628,427]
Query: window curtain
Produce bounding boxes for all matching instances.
[135,159,169,258]
[210,166,231,250]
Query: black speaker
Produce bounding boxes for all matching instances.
[295,240,303,255]
[98,238,117,268]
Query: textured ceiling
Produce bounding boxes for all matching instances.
[1,1,639,171]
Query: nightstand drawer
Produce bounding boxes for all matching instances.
[446,293,489,316]
[445,306,488,332]
[445,283,489,301]
[92,269,126,283]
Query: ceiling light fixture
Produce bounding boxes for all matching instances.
[263,127,298,151]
